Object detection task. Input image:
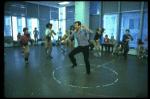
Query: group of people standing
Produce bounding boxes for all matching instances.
[17,21,148,75]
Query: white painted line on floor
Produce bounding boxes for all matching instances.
[52,60,119,89]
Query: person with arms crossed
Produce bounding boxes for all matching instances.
[33,27,39,45]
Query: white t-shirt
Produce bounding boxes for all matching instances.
[45,28,52,37]
[57,31,62,37]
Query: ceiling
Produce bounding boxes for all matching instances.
[25,1,75,8]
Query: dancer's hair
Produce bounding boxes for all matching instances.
[96,28,105,34]
[125,29,130,32]
[70,25,75,31]
[46,23,52,28]
[23,28,28,32]
[75,21,81,26]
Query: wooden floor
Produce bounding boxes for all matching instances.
[4,45,148,98]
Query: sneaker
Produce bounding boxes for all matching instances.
[25,61,29,64]
[61,48,66,52]
[49,55,53,58]
[70,64,77,68]
[63,49,66,52]
[87,72,90,75]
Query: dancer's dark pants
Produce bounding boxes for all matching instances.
[102,44,110,52]
[68,46,90,74]
[122,42,129,59]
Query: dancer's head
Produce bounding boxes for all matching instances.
[35,27,37,30]
[70,25,75,31]
[66,30,68,34]
[96,28,105,34]
[125,29,130,36]
[23,28,28,34]
[18,33,21,36]
[75,21,81,31]
[59,28,61,31]
[105,35,108,38]
[99,28,105,34]
[46,23,52,29]
[111,36,114,39]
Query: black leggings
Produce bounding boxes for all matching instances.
[68,46,90,74]
[102,44,111,52]
[122,44,129,59]
[46,37,51,42]
[22,43,28,46]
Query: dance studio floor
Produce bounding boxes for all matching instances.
[4,45,148,98]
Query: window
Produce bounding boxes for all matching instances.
[103,1,118,13]
[59,7,66,37]
[120,12,141,48]
[144,2,148,10]
[59,7,66,20]
[141,11,148,47]
[12,16,26,41]
[121,1,141,12]
[66,6,75,19]
[27,18,39,39]
[66,18,75,31]
[4,16,12,36]
[50,19,59,41]
[102,14,118,44]
[59,20,66,37]
[51,7,59,20]
[90,1,100,15]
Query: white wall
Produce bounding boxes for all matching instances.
[74,1,90,47]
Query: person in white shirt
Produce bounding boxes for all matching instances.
[33,27,39,45]
[57,28,62,42]
[109,36,116,53]
[43,23,56,58]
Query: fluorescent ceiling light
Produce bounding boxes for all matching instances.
[58,2,70,5]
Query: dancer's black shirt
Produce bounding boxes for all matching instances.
[94,32,102,40]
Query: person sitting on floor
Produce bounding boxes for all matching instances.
[112,41,123,56]
[59,30,69,52]
[137,39,148,58]
[109,35,116,53]
[88,39,94,51]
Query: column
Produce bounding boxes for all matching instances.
[139,1,144,39]
[99,1,102,27]
[74,1,90,47]
[116,1,121,42]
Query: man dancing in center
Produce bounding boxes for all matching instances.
[60,21,94,74]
